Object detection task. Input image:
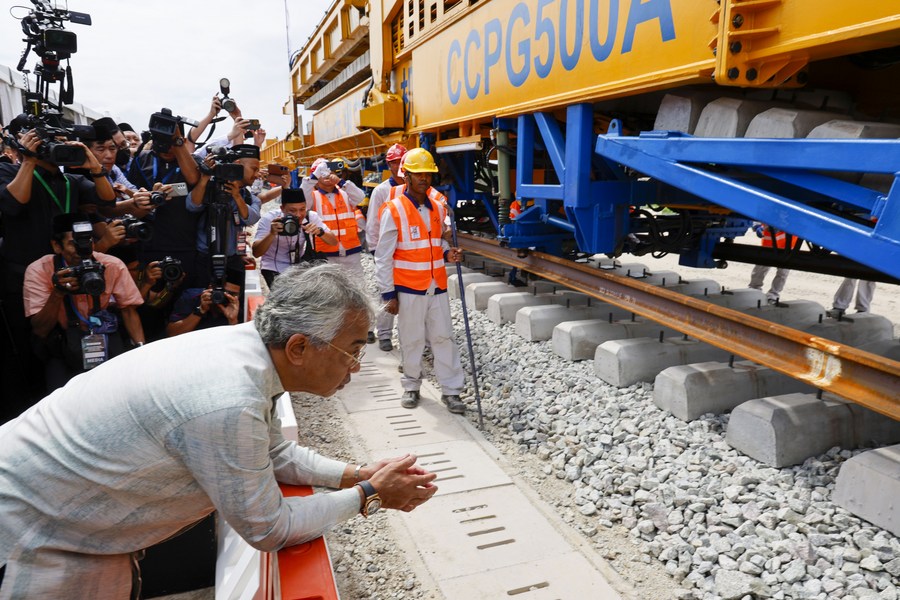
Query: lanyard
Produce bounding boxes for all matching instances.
[151,156,180,184]
[33,171,71,213]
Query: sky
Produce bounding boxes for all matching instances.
[0,0,333,140]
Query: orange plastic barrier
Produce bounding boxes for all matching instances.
[276,484,340,600]
[246,295,266,321]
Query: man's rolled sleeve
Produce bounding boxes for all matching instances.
[168,405,359,552]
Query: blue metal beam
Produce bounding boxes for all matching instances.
[534,112,566,180]
[595,129,900,280]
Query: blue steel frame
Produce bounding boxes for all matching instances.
[595,126,900,280]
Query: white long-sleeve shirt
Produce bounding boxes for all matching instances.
[0,322,359,584]
[366,176,402,251]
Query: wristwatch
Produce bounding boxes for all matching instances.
[192,305,206,317]
[89,168,108,178]
[357,480,381,517]
[172,137,185,147]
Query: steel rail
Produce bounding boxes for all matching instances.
[458,234,900,419]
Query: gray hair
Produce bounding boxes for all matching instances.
[254,264,374,346]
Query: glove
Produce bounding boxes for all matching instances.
[313,162,332,180]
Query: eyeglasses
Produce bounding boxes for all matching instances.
[311,336,366,367]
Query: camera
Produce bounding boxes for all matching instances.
[149,190,166,206]
[120,215,152,242]
[326,160,344,172]
[210,254,228,305]
[69,220,105,296]
[156,256,183,283]
[205,145,246,182]
[148,108,199,152]
[280,214,300,236]
[218,78,237,114]
[8,1,92,166]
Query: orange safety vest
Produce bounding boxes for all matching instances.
[312,188,360,255]
[354,208,366,232]
[760,227,801,250]
[384,187,449,293]
[509,200,522,220]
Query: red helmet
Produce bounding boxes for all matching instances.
[385,144,407,162]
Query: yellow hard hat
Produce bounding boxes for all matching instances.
[401,148,438,173]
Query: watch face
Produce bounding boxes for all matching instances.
[367,497,382,515]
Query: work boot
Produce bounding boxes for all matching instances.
[441,394,465,414]
[401,390,419,408]
[367,331,376,344]
[378,339,393,352]
[826,307,846,319]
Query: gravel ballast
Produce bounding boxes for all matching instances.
[295,256,899,600]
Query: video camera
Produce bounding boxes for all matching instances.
[68,220,105,296]
[148,108,199,153]
[6,1,93,166]
[205,145,246,183]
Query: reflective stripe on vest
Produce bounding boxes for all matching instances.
[312,188,360,254]
[760,229,800,250]
[509,200,522,219]
[385,188,448,292]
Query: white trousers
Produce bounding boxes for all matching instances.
[396,292,465,395]
[748,265,790,301]
[375,309,395,341]
[833,278,876,312]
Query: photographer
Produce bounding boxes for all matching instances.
[0,119,117,414]
[188,144,262,287]
[165,267,244,337]
[22,213,145,392]
[126,109,202,286]
[252,188,337,288]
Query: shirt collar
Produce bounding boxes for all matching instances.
[403,188,433,210]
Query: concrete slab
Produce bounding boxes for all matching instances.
[654,92,712,134]
[486,292,558,325]
[448,273,497,300]
[696,288,766,310]
[465,281,520,311]
[694,97,778,138]
[516,304,635,342]
[745,107,847,139]
[833,445,900,538]
[552,318,680,361]
[439,552,621,599]
[594,336,731,387]
[740,299,825,329]
[726,393,900,467]
[627,270,680,287]
[399,485,583,581]
[654,360,813,421]
[803,312,894,346]
[346,402,471,450]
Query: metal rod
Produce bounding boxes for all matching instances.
[448,213,485,428]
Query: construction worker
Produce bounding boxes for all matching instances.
[301,157,374,342]
[747,223,800,304]
[374,148,466,414]
[367,143,407,351]
[829,278,877,317]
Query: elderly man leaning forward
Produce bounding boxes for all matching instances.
[0,264,437,598]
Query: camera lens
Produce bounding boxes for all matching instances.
[211,289,227,305]
[80,270,105,296]
[222,98,237,113]
[162,263,183,282]
[149,191,166,206]
[281,216,299,236]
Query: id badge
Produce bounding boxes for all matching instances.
[81,333,108,370]
[410,225,421,239]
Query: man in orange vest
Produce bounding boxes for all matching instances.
[747,223,800,305]
[373,148,466,414]
[301,158,374,341]
[366,143,407,351]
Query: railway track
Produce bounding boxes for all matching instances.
[457,233,900,419]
